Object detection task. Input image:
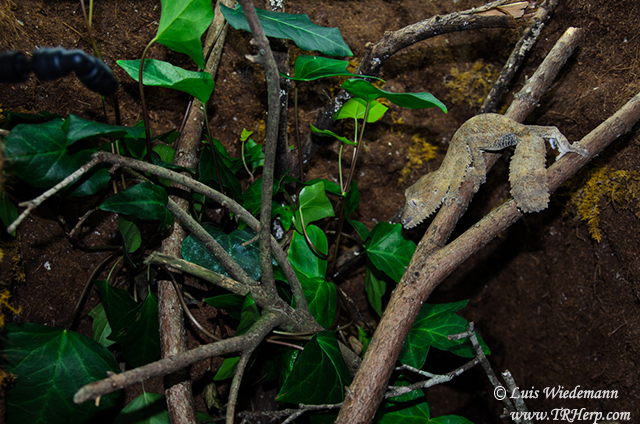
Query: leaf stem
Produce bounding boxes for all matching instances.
[138,40,155,163]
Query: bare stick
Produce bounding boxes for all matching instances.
[226,350,253,424]
[146,252,249,296]
[74,312,283,404]
[479,0,561,113]
[334,27,630,424]
[237,0,280,293]
[7,157,100,234]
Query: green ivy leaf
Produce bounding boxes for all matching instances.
[284,55,381,82]
[342,79,447,113]
[3,322,120,424]
[364,262,391,316]
[204,293,245,320]
[117,59,215,103]
[344,181,369,241]
[288,224,327,281]
[293,181,335,233]
[309,123,355,145]
[181,226,264,281]
[243,138,265,171]
[221,4,352,57]
[289,226,334,327]
[378,377,473,424]
[114,392,168,424]
[99,182,172,232]
[153,0,214,69]
[0,193,18,236]
[94,280,140,338]
[114,392,211,423]
[299,274,336,329]
[88,303,116,348]
[118,293,161,368]
[4,119,110,196]
[118,216,142,254]
[334,98,388,123]
[236,293,260,336]
[399,301,491,369]
[304,178,343,196]
[66,114,145,145]
[213,356,240,381]
[199,144,242,200]
[365,222,416,283]
[277,331,351,404]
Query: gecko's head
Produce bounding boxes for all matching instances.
[401,173,447,229]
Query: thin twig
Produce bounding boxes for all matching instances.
[74,312,284,404]
[226,350,253,424]
[8,157,100,234]
[236,0,281,293]
[479,0,561,113]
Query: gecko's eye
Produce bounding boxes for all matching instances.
[409,199,418,207]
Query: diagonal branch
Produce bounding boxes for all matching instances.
[334,25,634,423]
[74,312,284,404]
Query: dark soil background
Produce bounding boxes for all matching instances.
[0,0,639,422]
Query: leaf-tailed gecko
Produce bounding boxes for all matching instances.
[401,113,589,229]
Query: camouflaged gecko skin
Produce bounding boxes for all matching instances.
[401,113,588,229]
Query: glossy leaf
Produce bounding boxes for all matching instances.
[3,322,120,424]
[243,138,265,171]
[350,219,370,242]
[345,181,369,241]
[277,331,351,404]
[213,356,240,381]
[119,292,161,368]
[310,123,355,145]
[99,182,172,232]
[0,193,18,236]
[4,119,110,195]
[154,0,214,69]
[334,98,388,123]
[365,222,416,283]
[181,226,263,281]
[288,224,328,281]
[364,262,390,316]
[293,181,335,233]
[199,144,242,200]
[299,274,336,328]
[221,4,352,57]
[289,226,334,327]
[399,300,490,368]
[66,114,144,145]
[95,280,140,338]
[285,55,381,82]
[236,293,260,336]
[117,59,215,103]
[114,392,212,424]
[204,293,245,320]
[342,79,447,113]
[88,303,115,348]
[118,216,142,254]
[114,392,168,424]
[305,178,342,196]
